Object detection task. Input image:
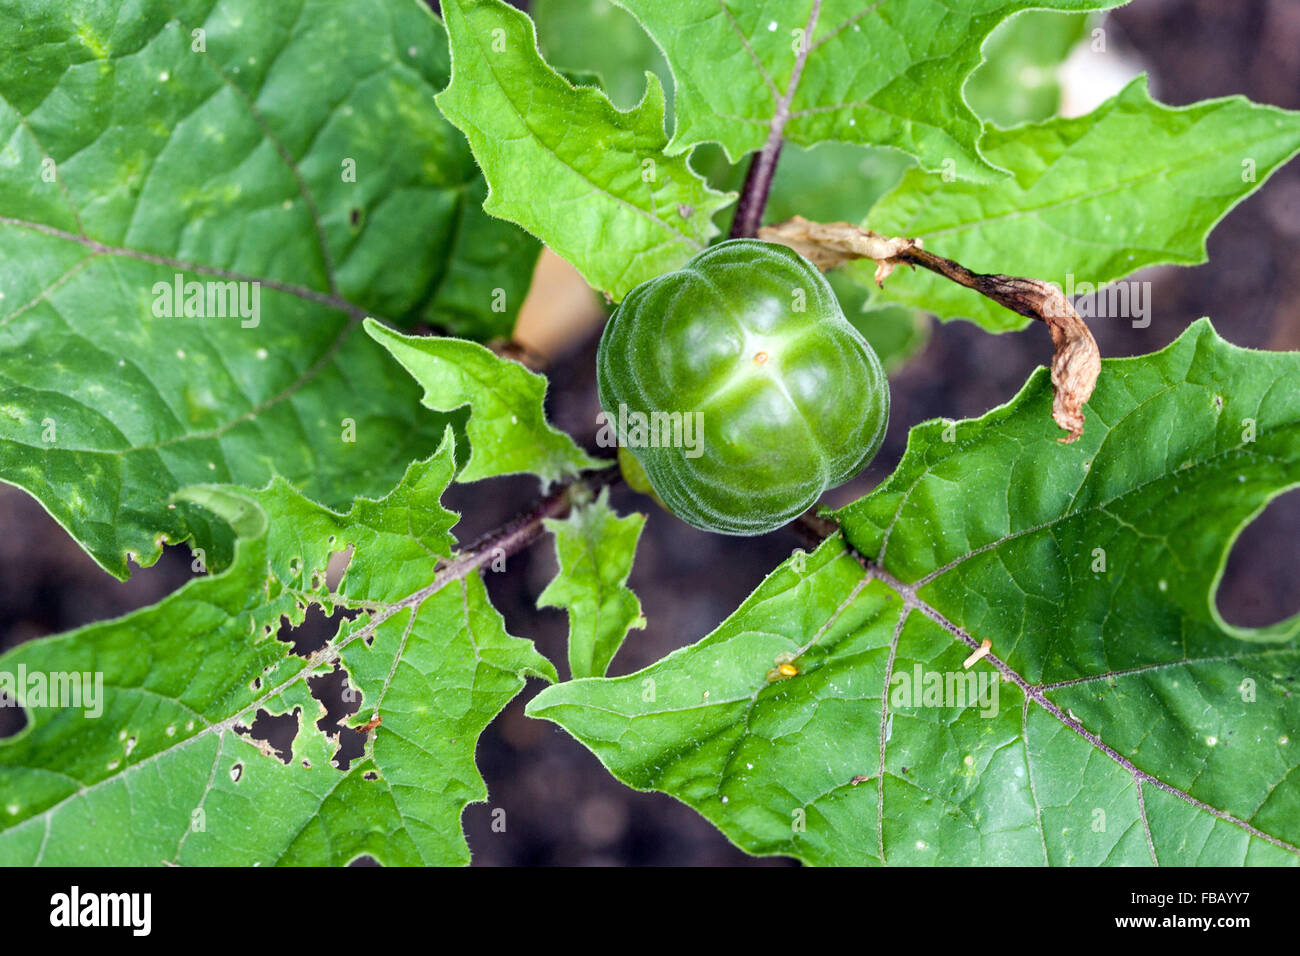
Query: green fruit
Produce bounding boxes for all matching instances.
[596,239,890,535]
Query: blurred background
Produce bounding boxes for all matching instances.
[3,0,1299,864]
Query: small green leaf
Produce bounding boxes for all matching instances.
[0,436,556,866]
[613,0,1125,179]
[861,77,1300,330]
[530,321,1300,865]
[436,0,733,300]
[539,489,646,679]
[365,319,601,484]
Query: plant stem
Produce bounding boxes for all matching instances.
[451,464,621,575]
[790,507,839,550]
[729,0,822,238]
[287,464,623,684]
[896,246,1056,324]
[729,139,784,239]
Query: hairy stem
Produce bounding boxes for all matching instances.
[730,139,785,239]
[790,506,840,550]
[450,464,622,576]
[729,0,822,238]
[897,246,1059,324]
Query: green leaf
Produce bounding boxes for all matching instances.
[529,321,1300,865]
[435,0,733,300]
[539,489,646,679]
[0,0,540,578]
[692,140,915,230]
[365,319,601,484]
[534,0,671,113]
[612,0,1125,180]
[861,77,1300,330]
[0,435,557,866]
[964,10,1095,127]
[428,176,543,342]
[764,144,915,226]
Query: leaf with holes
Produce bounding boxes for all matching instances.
[858,77,1300,331]
[0,434,556,866]
[528,321,1300,865]
[0,0,539,579]
[611,0,1125,181]
[365,319,602,484]
[436,0,733,300]
[539,489,646,679]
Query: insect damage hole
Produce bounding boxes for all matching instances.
[307,664,367,772]
[326,545,353,593]
[233,706,301,764]
[275,602,360,658]
[1217,488,1300,628]
[0,699,28,740]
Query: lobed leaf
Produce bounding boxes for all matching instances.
[365,319,602,484]
[539,489,646,679]
[436,0,733,300]
[613,0,1126,180]
[861,77,1300,330]
[0,0,540,578]
[529,321,1300,865]
[0,435,556,866]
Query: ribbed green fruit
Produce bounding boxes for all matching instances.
[596,239,889,535]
